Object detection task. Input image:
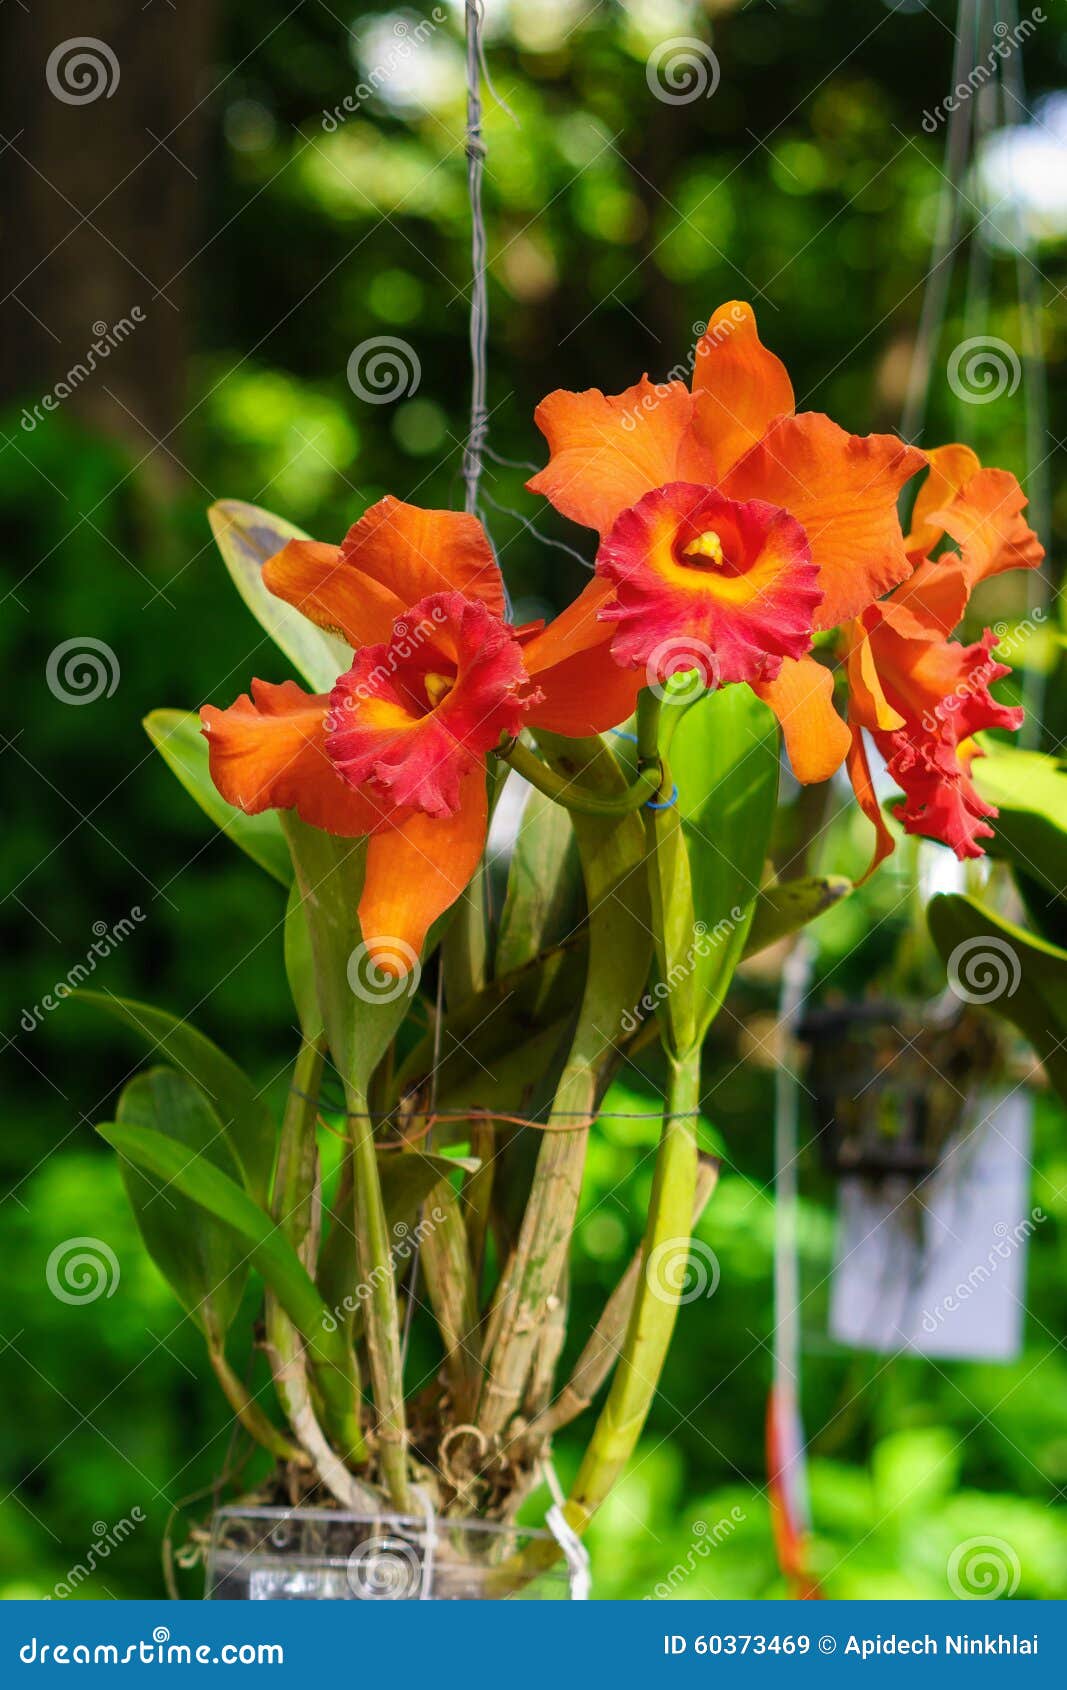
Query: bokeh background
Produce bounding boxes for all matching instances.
[2,0,1066,1600]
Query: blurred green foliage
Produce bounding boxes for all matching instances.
[2,0,1065,1600]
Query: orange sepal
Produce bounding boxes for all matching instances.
[691,300,795,476]
[527,379,716,537]
[846,724,896,880]
[339,497,506,618]
[358,766,489,973]
[724,415,925,630]
[263,538,403,648]
[200,679,386,837]
[753,656,850,784]
[522,575,643,735]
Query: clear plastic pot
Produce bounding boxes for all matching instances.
[205,1505,582,1600]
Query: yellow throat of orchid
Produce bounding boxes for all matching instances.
[424,671,455,709]
[683,529,725,568]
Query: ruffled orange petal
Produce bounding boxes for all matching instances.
[201,679,386,837]
[724,414,925,629]
[846,725,896,881]
[339,497,506,618]
[358,766,489,974]
[690,301,795,476]
[753,655,850,784]
[928,466,1044,589]
[903,442,980,558]
[262,539,403,648]
[527,380,716,537]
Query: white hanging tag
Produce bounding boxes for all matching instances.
[829,1088,1037,1361]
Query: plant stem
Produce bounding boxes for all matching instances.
[346,1082,412,1510]
[498,736,661,817]
[417,1173,481,1420]
[564,1044,701,1530]
[208,1342,309,1466]
[528,1151,719,1440]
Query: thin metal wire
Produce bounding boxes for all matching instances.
[462,0,489,522]
[901,0,979,442]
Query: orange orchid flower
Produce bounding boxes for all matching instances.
[525,300,926,783]
[844,443,1044,870]
[201,498,641,975]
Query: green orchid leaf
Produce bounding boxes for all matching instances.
[78,992,276,1203]
[281,819,411,1098]
[495,784,583,976]
[972,744,1067,904]
[114,1067,248,1340]
[670,686,779,1037]
[95,1119,363,1460]
[927,892,1067,1105]
[144,709,292,887]
[208,499,351,692]
[744,874,853,958]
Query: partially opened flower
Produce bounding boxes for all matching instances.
[201,498,644,974]
[526,300,925,782]
[844,443,1044,868]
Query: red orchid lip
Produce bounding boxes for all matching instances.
[324,590,539,819]
[595,482,822,689]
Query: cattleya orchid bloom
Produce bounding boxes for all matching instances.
[526,299,925,784]
[844,443,1044,868]
[201,498,638,974]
